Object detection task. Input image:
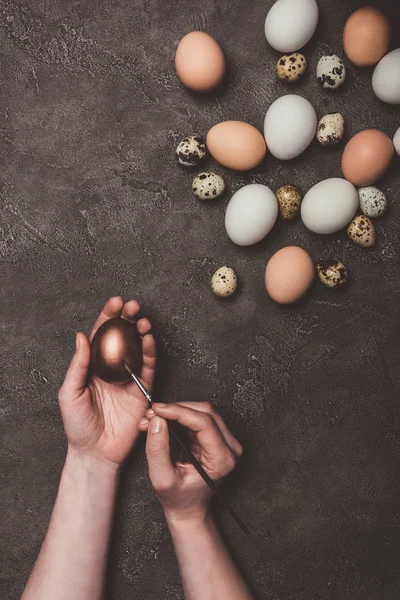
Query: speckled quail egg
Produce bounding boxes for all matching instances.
[317,258,348,288]
[276,185,302,221]
[316,113,345,146]
[317,55,346,89]
[358,186,387,218]
[192,172,225,201]
[176,136,207,167]
[347,215,375,248]
[276,53,307,83]
[211,266,237,297]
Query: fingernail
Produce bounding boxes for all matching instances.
[149,416,162,434]
[154,403,167,409]
[76,333,80,350]
[139,418,149,426]
[147,409,155,418]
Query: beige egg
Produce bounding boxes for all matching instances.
[211,267,237,297]
[347,215,375,248]
[276,53,307,82]
[176,136,207,167]
[192,172,225,201]
[317,258,348,288]
[316,113,345,146]
[276,185,302,221]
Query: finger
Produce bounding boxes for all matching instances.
[121,300,141,323]
[140,333,156,387]
[151,403,228,460]
[176,402,243,458]
[137,317,152,335]
[138,417,149,431]
[89,296,124,341]
[59,333,91,401]
[145,416,176,488]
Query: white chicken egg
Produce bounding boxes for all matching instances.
[372,49,400,105]
[265,0,319,53]
[225,184,278,246]
[264,95,317,160]
[301,178,358,234]
[393,127,400,156]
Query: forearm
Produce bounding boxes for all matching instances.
[22,450,119,600]
[167,512,253,600]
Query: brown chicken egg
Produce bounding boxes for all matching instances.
[206,121,266,171]
[175,31,225,92]
[265,246,314,304]
[91,318,142,385]
[343,7,390,67]
[341,129,394,186]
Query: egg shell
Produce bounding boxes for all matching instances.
[316,55,346,89]
[276,184,302,220]
[341,129,393,186]
[211,266,237,297]
[394,127,400,156]
[301,178,358,234]
[372,49,400,104]
[343,7,390,67]
[358,187,387,218]
[347,215,376,248]
[91,318,143,385]
[276,53,307,83]
[207,121,266,171]
[176,136,207,167]
[317,259,348,288]
[264,95,317,160]
[316,113,344,146]
[265,246,314,304]
[265,0,319,53]
[175,32,225,92]
[225,184,278,246]
[192,172,225,201]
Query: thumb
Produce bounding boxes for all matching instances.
[146,416,176,489]
[59,332,91,401]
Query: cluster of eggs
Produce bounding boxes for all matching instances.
[174,1,399,304]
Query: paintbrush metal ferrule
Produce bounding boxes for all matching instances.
[123,361,152,405]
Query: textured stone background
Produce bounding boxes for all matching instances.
[1,0,400,598]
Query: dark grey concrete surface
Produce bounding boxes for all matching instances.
[1,0,400,598]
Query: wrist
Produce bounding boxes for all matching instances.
[65,447,121,482]
[164,506,213,534]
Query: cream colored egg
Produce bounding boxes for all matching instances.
[211,267,238,297]
[276,53,307,82]
[347,215,376,248]
[317,55,346,89]
[276,184,302,220]
[317,259,348,288]
[316,113,345,146]
[192,173,225,201]
[176,136,207,167]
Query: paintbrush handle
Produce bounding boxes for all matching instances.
[167,421,250,535]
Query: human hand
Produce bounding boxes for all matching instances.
[58,297,156,468]
[138,402,243,524]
